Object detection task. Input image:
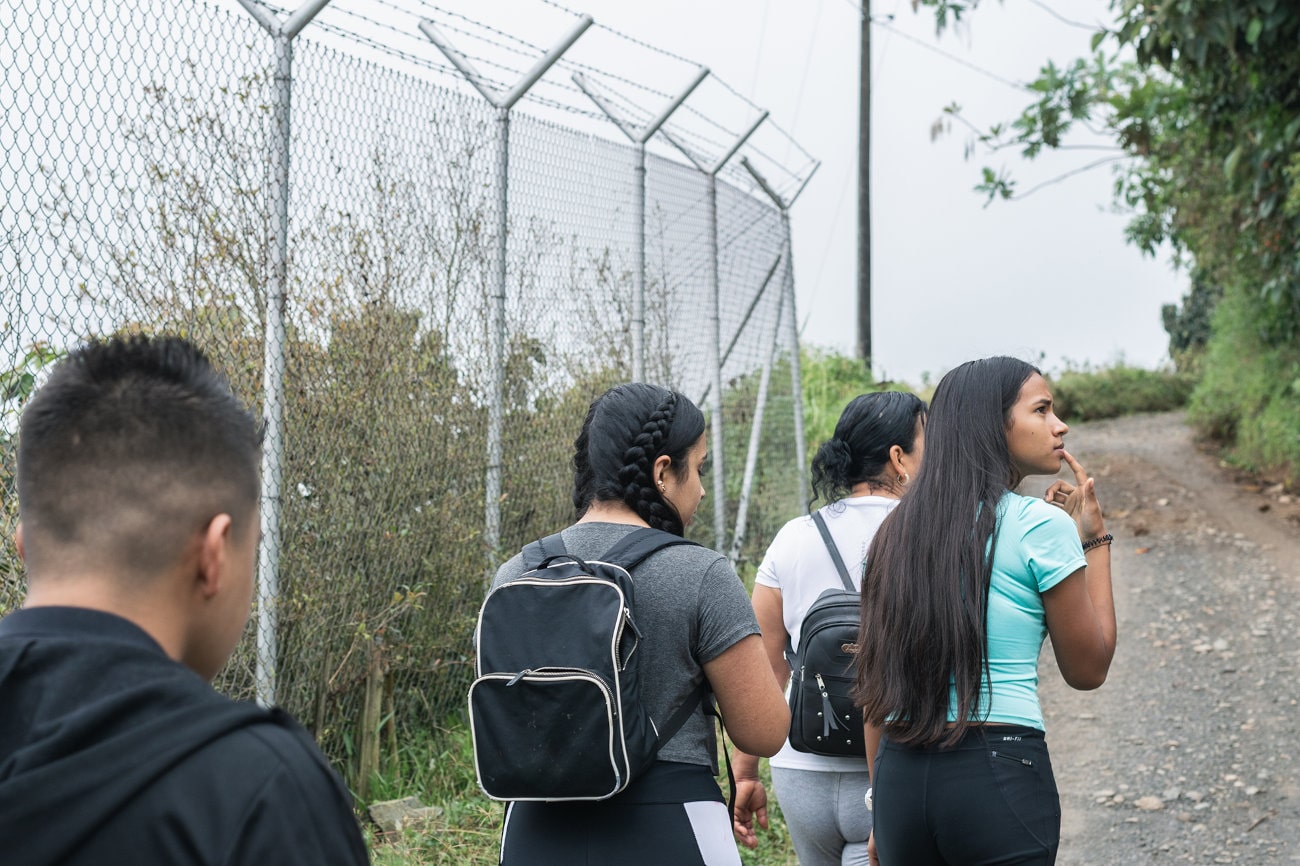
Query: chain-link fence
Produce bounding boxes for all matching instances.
[2,0,814,796]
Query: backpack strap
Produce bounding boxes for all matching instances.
[654,679,709,748]
[653,681,735,816]
[811,511,855,592]
[703,693,737,818]
[599,526,699,571]
[521,532,567,570]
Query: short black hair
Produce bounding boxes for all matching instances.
[17,334,262,578]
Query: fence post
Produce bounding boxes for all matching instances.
[728,280,785,565]
[419,14,592,562]
[784,214,809,510]
[571,68,707,381]
[741,157,819,514]
[234,0,332,710]
[661,111,767,551]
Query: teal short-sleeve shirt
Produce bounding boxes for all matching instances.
[947,491,1086,730]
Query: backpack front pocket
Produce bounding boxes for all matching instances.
[790,670,863,756]
[469,669,626,802]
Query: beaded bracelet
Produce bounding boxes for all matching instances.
[1082,533,1113,552]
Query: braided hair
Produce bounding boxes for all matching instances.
[572,383,706,536]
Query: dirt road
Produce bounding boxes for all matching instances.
[1022,412,1300,865]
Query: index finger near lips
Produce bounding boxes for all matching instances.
[1060,449,1089,485]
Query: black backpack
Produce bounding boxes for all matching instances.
[469,527,707,802]
[785,511,866,757]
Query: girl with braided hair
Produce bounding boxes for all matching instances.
[492,383,789,865]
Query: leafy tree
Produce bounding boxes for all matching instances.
[920,0,1300,481]
[1161,269,1222,369]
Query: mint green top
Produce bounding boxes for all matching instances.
[947,491,1086,730]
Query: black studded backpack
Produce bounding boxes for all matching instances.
[785,512,866,757]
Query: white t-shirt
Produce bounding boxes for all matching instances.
[754,495,899,772]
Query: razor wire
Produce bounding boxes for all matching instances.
[1,0,813,789]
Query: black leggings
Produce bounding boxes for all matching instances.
[499,761,739,866]
[874,725,1060,866]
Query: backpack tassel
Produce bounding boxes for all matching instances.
[816,674,849,738]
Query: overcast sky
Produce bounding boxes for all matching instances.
[225,0,1189,385]
[553,0,1189,384]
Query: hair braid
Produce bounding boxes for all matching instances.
[621,392,682,533]
[572,383,705,537]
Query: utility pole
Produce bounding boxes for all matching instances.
[857,0,872,371]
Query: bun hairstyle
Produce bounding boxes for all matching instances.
[572,383,706,536]
[810,390,927,507]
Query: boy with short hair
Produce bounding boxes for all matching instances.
[0,334,369,865]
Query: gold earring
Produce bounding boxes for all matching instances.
[900,472,911,486]
[658,481,667,492]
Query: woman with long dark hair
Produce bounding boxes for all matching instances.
[493,383,789,865]
[856,357,1115,865]
[731,390,926,864]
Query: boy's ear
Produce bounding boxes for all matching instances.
[14,522,24,562]
[196,514,234,598]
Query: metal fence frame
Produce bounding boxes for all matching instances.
[3,0,816,771]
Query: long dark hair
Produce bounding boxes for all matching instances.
[854,357,1039,747]
[572,383,706,536]
[810,391,926,509]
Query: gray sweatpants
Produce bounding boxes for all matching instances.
[770,766,872,866]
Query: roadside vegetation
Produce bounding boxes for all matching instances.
[916,0,1300,487]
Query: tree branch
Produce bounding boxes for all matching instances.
[1009,155,1130,200]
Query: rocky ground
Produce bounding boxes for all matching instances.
[1021,411,1300,865]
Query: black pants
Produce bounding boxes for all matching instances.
[874,725,1060,866]
[499,761,738,866]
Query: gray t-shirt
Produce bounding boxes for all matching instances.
[492,522,760,771]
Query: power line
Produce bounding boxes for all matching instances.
[870,17,1030,92]
[1027,0,1099,32]
[1007,155,1130,200]
[784,0,825,164]
[748,0,772,99]
[872,0,903,88]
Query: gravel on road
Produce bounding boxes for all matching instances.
[1022,411,1300,865]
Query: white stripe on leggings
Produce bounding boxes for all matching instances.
[683,800,742,866]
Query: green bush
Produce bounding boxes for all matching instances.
[1049,364,1196,423]
[1161,270,1222,373]
[1188,285,1300,483]
[799,347,925,466]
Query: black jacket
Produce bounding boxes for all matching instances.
[0,607,370,865]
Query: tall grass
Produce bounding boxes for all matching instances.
[1048,362,1195,422]
[364,727,800,865]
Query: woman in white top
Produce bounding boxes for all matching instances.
[732,391,926,866]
